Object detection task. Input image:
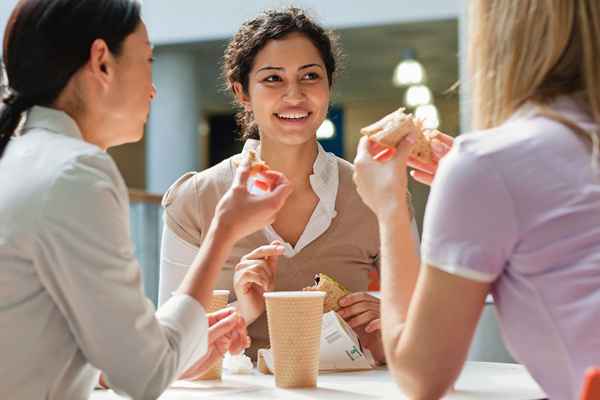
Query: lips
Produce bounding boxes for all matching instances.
[274,110,312,122]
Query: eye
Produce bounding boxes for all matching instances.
[302,71,321,81]
[263,75,282,83]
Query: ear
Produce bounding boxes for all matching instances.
[232,81,252,112]
[86,39,114,89]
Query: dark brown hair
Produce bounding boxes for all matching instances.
[222,7,342,140]
[0,0,142,157]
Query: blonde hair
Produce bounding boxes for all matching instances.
[469,0,600,131]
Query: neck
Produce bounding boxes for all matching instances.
[259,138,318,190]
[52,81,114,151]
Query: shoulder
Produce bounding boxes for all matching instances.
[162,156,237,209]
[161,156,237,246]
[42,143,127,224]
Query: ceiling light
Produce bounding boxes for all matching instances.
[393,48,426,87]
[404,85,432,108]
[415,104,440,130]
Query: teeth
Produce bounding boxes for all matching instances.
[277,113,308,120]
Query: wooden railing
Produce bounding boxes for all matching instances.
[128,190,163,306]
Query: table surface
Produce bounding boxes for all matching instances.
[92,361,546,399]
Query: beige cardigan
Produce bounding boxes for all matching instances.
[162,154,382,358]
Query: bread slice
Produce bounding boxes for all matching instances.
[303,273,351,313]
[233,149,270,176]
[361,108,437,164]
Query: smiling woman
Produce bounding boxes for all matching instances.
[158,7,421,366]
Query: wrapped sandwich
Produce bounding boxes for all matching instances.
[303,273,351,313]
[361,107,439,164]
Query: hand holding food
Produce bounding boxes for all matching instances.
[360,107,441,164]
[303,273,351,313]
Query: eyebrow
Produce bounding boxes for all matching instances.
[255,63,324,74]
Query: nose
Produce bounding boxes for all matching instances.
[283,81,305,104]
[150,84,157,100]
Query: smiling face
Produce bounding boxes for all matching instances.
[235,32,331,146]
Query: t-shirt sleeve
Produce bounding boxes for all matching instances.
[421,144,518,282]
[161,172,205,247]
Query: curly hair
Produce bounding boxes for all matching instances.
[222,7,342,140]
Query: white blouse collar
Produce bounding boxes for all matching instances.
[22,106,83,140]
[241,139,339,257]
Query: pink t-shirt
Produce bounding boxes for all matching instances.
[422,96,600,399]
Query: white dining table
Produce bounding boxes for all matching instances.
[91,361,546,399]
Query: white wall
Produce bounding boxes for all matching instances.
[0,0,18,50]
[1,1,459,49]
[143,0,459,44]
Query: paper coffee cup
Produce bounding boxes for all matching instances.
[196,289,230,380]
[264,291,325,388]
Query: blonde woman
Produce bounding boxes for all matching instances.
[354,1,600,399]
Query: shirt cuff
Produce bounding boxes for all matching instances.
[156,294,209,373]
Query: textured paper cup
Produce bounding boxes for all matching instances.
[264,291,325,388]
[196,290,230,380]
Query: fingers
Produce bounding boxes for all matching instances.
[430,138,451,161]
[339,292,380,307]
[208,312,244,343]
[207,307,236,326]
[406,155,437,174]
[432,131,454,146]
[233,158,252,189]
[242,243,286,261]
[236,268,271,292]
[346,310,380,329]
[365,318,381,333]
[409,169,434,186]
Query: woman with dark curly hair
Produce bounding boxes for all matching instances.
[159,7,420,364]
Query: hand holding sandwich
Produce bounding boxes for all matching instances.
[338,292,386,364]
[407,132,453,186]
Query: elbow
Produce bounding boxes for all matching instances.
[385,342,456,400]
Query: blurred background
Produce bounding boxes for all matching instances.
[1,0,513,362]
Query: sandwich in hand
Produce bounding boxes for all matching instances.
[361,107,439,164]
[303,273,351,313]
[234,150,274,192]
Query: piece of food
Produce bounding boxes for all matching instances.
[233,150,274,191]
[234,149,270,176]
[303,273,351,313]
[361,107,438,164]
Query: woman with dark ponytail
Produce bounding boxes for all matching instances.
[0,1,291,399]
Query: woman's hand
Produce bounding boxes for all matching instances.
[338,292,386,364]
[353,134,415,219]
[407,132,453,186]
[215,159,293,242]
[233,242,285,324]
[179,308,250,381]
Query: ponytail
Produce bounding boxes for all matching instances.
[0,93,31,157]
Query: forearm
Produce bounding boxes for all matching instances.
[177,216,237,310]
[377,204,421,372]
[229,299,263,326]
